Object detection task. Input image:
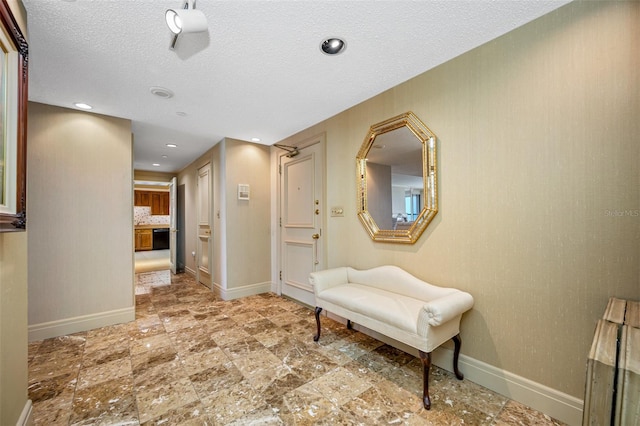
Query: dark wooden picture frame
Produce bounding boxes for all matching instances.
[0,0,28,232]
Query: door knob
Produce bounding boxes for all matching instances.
[312,233,320,240]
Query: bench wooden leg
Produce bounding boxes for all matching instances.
[418,350,432,410]
[419,335,464,410]
[347,319,353,330]
[313,307,322,342]
[452,334,464,380]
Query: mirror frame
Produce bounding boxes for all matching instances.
[356,111,438,244]
[0,1,28,232]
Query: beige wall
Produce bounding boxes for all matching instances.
[178,138,271,295]
[224,139,271,289]
[134,170,176,182]
[274,1,639,399]
[0,232,28,424]
[0,1,28,423]
[27,102,135,335]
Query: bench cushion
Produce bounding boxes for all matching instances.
[317,283,424,334]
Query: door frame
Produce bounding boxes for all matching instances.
[169,177,178,274]
[133,179,173,262]
[272,133,326,297]
[196,163,213,288]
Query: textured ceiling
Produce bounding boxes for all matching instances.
[23,0,570,173]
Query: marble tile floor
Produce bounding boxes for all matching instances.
[134,249,170,261]
[134,250,170,274]
[28,271,566,425]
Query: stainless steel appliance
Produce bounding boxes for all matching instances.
[152,228,170,250]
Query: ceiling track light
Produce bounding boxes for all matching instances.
[166,0,208,49]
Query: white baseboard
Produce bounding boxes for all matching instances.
[434,346,583,426]
[17,399,32,426]
[184,266,196,277]
[324,312,583,426]
[28,307,135,341]
[213,281,272,300]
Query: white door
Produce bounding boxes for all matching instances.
[197,164,212,288]
[280,142,324,306]
[169,176,177,274]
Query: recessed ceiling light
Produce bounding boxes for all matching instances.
[150,86,174,99]
[74,102,92,110]
[166,143,177,148]
[251,137,261,142]
[320,37,346,55]
[152,163,161,167]
[162,155,168,159]
[176,111,187,117]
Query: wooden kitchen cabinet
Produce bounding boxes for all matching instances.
[134,190,151,206]
[151,192,170,215]
[135,229,153,251]
[136,190,169,215]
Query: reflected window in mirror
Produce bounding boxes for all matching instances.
[356,112,438,244]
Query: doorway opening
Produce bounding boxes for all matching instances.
[133,179,177,274]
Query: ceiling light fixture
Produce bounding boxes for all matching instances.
[152,163,161,167]
[251,137,261,142]
[166,0,208,49]
[166,143,178,148]
[74,102,93,110]
[150,86,174,99]
[320,37,346,55]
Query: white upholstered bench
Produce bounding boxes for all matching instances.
[309,265,474,409]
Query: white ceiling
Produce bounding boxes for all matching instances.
[23,0,570,173]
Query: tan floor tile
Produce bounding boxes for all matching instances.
[133,358,188,393]
[189,360,244,397]
[69,376,138,426]
[28,354,83,384]
[221,335,265,359]
[140,400,212,425]
[224,405,284,425]
[201,379,268,424]
[131,344,180,377]
[32,394,73,425]
[28,370,77,404]
[494,400,566,425]
[130,332,173,355]
[169,326,218,356]
[179,345,229,376]
[76,357,132,390]
[275,382,339,424]
[211,326,252,346]
[160,312,200,333]
[252,326,293,347]
[231,348,284,386]
[81,340,130,369]
[136,377,199,423]
[308,366,373,406]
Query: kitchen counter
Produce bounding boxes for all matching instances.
[134,224,170,230]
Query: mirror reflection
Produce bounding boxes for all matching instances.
[356,112,438,244]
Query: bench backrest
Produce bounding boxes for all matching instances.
[346,265,456,302]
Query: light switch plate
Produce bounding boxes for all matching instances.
[331,207,344,217]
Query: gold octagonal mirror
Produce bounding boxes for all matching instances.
[356,112,438,244]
